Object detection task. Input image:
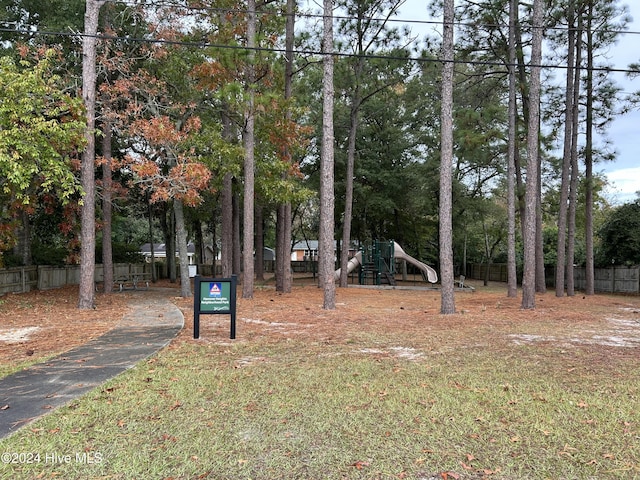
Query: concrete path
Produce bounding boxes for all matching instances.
[0,289,184,439]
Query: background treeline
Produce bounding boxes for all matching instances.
[0,0,638,305]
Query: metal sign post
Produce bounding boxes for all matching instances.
[193,275,237,339]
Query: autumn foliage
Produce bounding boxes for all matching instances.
[124,116,212,207]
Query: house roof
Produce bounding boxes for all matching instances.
[291,240,356,250]
[140,243,195,255]
[292,240,319,250]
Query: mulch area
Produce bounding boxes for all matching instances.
[2,278,640,373]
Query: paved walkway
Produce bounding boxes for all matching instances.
[0,289,184,439]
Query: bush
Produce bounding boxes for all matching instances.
[96,241,144,264]
[596,200,640,266]
[31,244,68,266]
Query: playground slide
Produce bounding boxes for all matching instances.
[333,251,362,281]
[333,243,438,284]
[393,242,438,283]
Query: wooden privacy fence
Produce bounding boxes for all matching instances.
[466,263,640,294]
[574,266,640,294]
[0,263,152,295]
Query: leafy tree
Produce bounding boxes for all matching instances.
[596,200,640,266]
[0,52,85,266]
[332,0,413,287]
[0,0,85,56]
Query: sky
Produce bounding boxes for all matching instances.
[394,0,640,204]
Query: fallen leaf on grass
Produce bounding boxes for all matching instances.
[441,472,460,480]
[351,460,370,469]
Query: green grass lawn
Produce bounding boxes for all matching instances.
[1,328,638,480]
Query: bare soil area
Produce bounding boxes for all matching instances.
[2,278,640,373]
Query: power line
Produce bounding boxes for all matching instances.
[115,0,640,38]
[1,25,638,76]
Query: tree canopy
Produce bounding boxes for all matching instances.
[597,200,640,266]
[0,0,637,304]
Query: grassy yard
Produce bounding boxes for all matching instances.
[1,284,639,479]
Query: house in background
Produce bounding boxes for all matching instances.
[291,240,320,261]
[140,243,196,265]
[142,244,275,263]
[291,240,356,261]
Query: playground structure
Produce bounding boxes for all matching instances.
[334,240,438,286]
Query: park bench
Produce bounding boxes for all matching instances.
[94,272,152,292]
[116,272,152,291]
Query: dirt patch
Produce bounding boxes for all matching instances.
[0,326,40,343]
[2,278,640,373]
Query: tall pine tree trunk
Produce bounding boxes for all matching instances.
[255,205,264,281]
[233,188,241,276]
[78,0,105,309]
[276,0,295,293]
[160,204,176,283]
[584,5,595,295]
[319,0,336,310]
[535,173,546,293]
[521,0,544,309]
[506,0,518,297]
[147,201,157,282]
[555,5,576,297]
[220,114,234,278]
[242,0,256,299]
[439,0,455,314]
[174,199,191,297]
[339,101,359,287]
[102,120,114,294]
[567,16,583,297]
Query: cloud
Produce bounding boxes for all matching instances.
[605,167,640,204]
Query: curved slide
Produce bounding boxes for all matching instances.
[393,242,438,284]
[333,243,438,284]
[333,251,363,282]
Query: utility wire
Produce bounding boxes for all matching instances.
[114,0,640,38]
[1,25,638,76]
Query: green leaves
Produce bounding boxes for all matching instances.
[0,53,86,204]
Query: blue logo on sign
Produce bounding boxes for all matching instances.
[209,282,222,297]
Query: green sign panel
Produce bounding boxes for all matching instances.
[200,280,231,312]
[194,275,237,339]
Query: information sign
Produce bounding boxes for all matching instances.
[193,275,237,339]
